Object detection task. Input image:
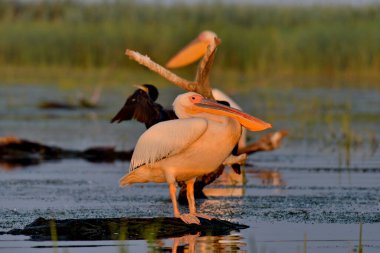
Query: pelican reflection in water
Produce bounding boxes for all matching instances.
[149,232,247,253]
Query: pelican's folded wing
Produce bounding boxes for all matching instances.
[129,118,207,171]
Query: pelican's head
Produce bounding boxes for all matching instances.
[173,92,272,132]
[166,30,217,69]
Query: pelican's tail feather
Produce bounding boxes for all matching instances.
[119,166,165,187]
[119,174,134,187]
[119,170,148,187]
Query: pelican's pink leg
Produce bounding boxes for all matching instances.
[169,182,200,224]
[186,178,197,214]
[187,178,214,221]
[179,178,200,224]
[169,183,181,218]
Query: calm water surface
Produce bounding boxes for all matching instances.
[0,84,379,252]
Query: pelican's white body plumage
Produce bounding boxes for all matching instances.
[122,97,240,186]
[128,118,208,175]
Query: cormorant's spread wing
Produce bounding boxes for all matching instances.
[110,90,160,124]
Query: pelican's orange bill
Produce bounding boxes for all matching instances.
[166,40,209,69]
[194,98,272,132]
[166,31,218,69]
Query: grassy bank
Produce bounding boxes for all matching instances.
[0,1,379,85]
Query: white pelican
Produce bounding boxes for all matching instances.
[119,92,271,224]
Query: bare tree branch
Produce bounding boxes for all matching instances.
[195,37,221,99]
[125,35,221,99]
[125,49,198,92]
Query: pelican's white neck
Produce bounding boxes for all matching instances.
[172,93,192,119]
[173,106,190,119]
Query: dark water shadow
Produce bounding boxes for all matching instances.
[0,137,133,170]
[5,217,248,241]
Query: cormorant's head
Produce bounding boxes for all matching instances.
[136,84,159,102]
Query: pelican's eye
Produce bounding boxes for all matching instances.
[189,95,200,103]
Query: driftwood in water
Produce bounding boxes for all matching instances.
[38,86,103,110]
[0,136,132,169]
[38,101,77,110]
[238,130,288,155]
[6,217,248,241]
[38,100,98,110]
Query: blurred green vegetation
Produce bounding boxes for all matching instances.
[0,1,379,85]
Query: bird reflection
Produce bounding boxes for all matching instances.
[203,166,245,197]
[247,169,285,187]
[203,166,285,198]
[154,232,247,253]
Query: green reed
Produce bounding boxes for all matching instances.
[118,222,129,253]
[358,223,363,253]
[49,219,58,253]
[0,1,380,84]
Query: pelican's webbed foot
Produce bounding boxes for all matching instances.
[195,213,215,220]
[179,213,201,225]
